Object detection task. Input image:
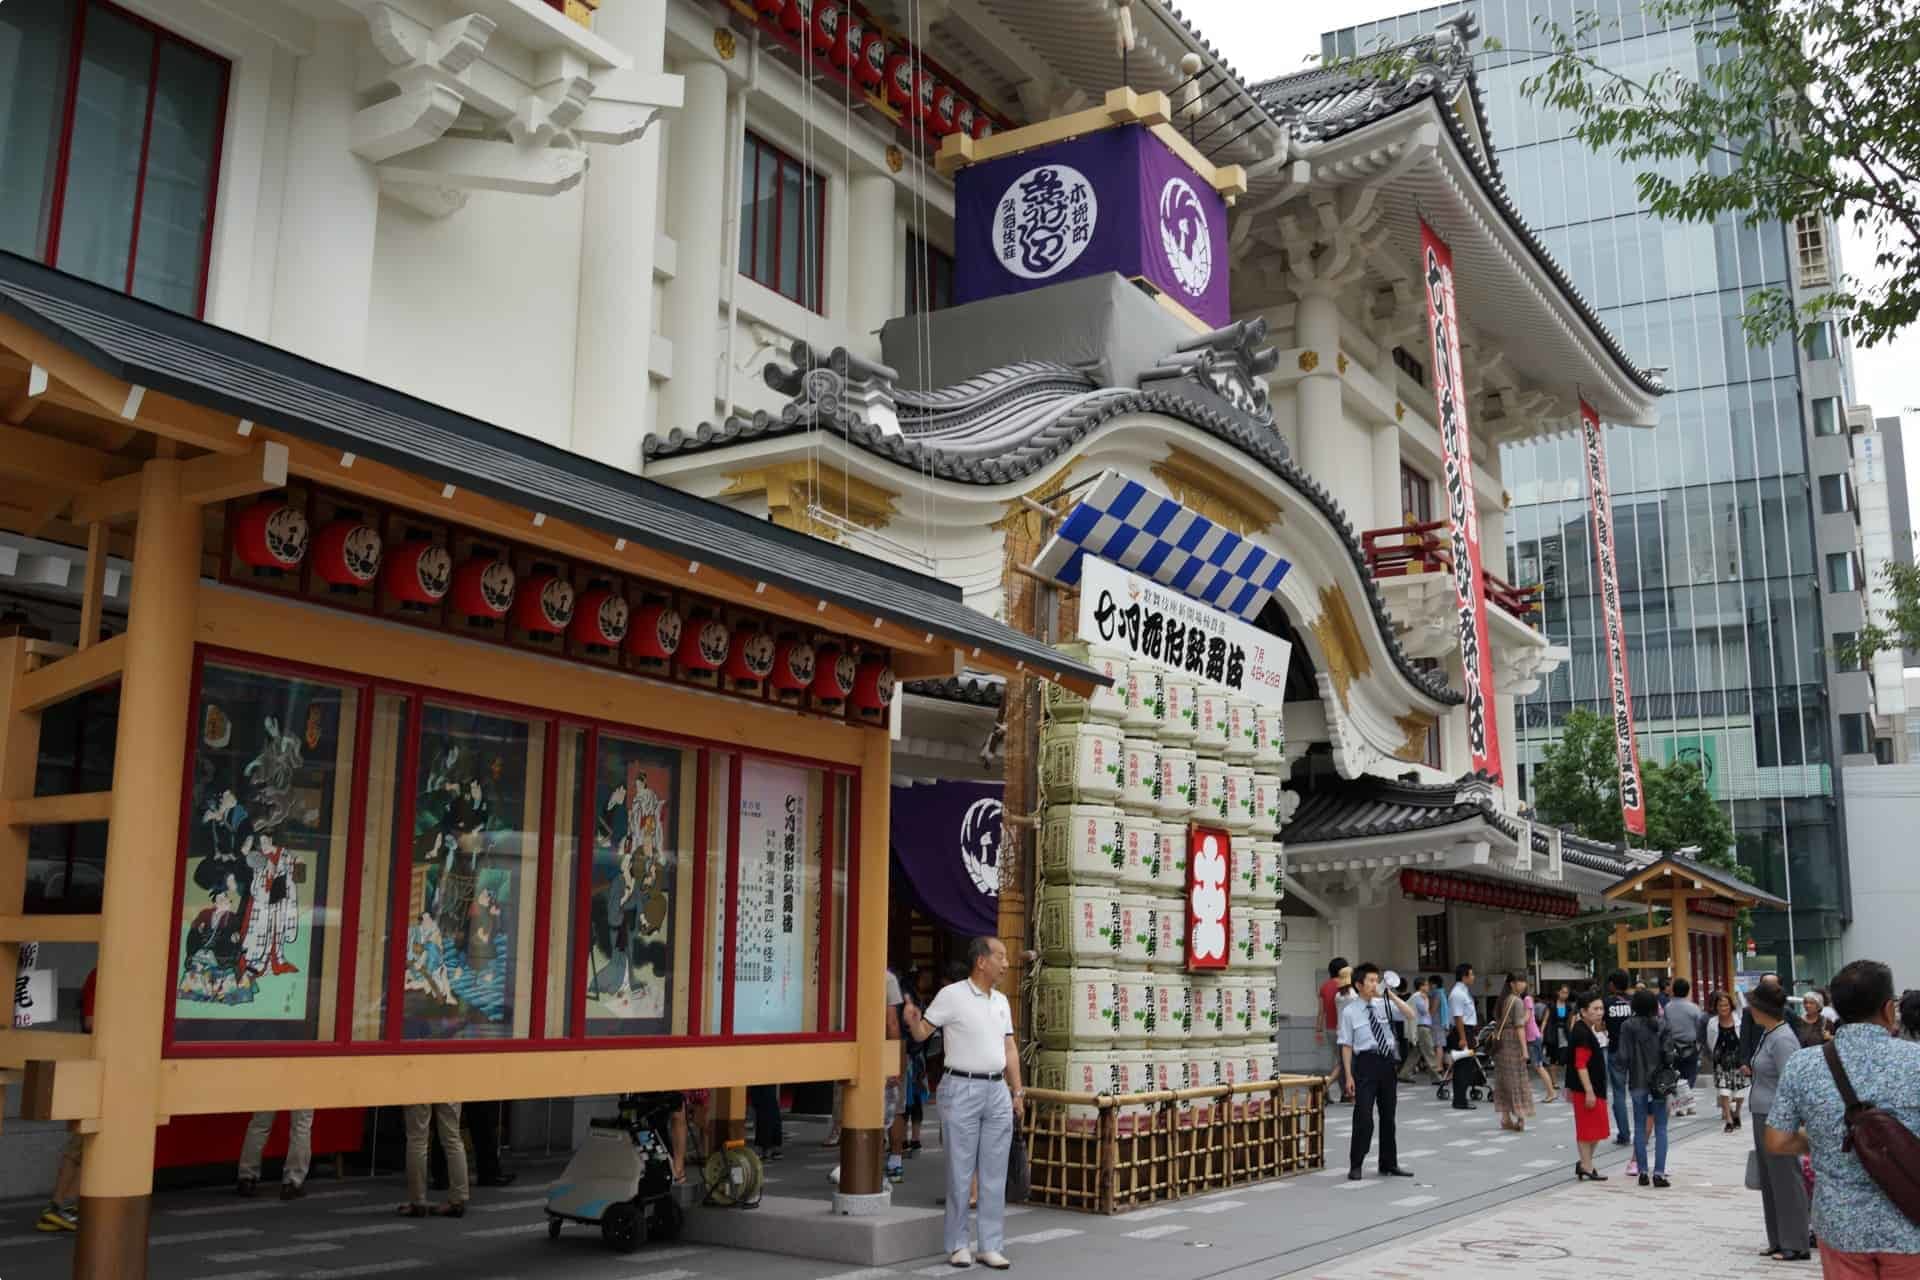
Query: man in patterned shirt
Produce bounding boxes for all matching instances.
[1767,959,1920,1277]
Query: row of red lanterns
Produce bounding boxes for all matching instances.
[752,0,996,140]
[1397,869,1579,919]
[231,499,894,711]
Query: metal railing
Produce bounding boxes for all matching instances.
[1360,519,1542,623]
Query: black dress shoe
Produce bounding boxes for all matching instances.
[1347,1169,1363,1181]
[477,1173,517,1188]
[1381,1167,1414,1177]
[1652,1175,1670,1188]
[1638,1173,1651,1187]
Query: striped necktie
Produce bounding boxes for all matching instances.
[1367,1004,1394,1057]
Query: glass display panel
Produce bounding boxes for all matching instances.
[732,760,827,1034]
[544,725,586,1039]
[704,752,731,1036]
[350,692,407,1040]
[173,663,358,1042]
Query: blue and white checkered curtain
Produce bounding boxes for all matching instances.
[1032,472,1290,619]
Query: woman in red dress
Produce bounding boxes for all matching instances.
[1566,991,1611,1180]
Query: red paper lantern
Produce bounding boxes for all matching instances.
[856,27,887,88]
[931,83,958,134]
[771,636,816,691]
[515,572,574,634]
[626,601,683,660]
[756,0,783,16]
[231,500,309,570]
[812,0,840,53]
[571,586,629,648]
[810,644,856,701]
[451,555,515,620]
[832,12,859,67]
[972,113,994,140]
[915,68,939,127]
[954,101,977,138]
[677,614,731,671]
[725,626,777,683]
[851,656,894,713]
[781,0,810,34]
[383,539,451,606]
[312,519,382,587]
[884,51,913,109]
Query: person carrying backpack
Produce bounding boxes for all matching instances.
[1766,959,1920,1275]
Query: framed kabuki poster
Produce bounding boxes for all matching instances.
[584,736,686,1037]
[174,662,358,1042]
[733,760,817,1034]
[402,704,542,1040]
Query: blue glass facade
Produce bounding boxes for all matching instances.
[1326,3,1845,980]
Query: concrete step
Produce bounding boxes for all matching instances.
[683,1191,945,1266]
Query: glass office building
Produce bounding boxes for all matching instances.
[1324,4,1849,981]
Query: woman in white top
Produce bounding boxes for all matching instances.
[1706,988,1746,1132]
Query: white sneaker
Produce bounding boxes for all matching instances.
[978,1251,1011,1270]
[950,1247,974,1268]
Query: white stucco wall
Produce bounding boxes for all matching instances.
[1841,764,1920,981]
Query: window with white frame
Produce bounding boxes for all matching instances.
[738,132,826,313]
[1812,397,1842,437]
[1794,214,1831,288]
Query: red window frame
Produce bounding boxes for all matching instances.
[740,131,827,313]
[35,0,230,318]
[906,232,955,315]
[161,646,860,1057]
[1399,465,1434,525]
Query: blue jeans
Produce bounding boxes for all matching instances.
[1606,1050,1630,1139]
[1631,1090,1669,1174]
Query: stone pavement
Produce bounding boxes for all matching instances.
[0,1082,1758,1280]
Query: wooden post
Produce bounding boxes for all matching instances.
[1612,921,1629,973]
[77,522,108,650]
[1670,892,1692,983]
[0,639,40,1052]
[836,729,893,1197]
[76,461,200,1279]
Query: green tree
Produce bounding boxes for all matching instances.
[1836,560,1920,666]
[1340,2,1920,349]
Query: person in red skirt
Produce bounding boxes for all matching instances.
[1566,990,1612,1180]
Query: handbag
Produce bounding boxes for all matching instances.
[1475,995,1516,1057]
[1745,1150,1763,1191]
[1824,1040,1920,1225]
[1006,1125,1031,1203]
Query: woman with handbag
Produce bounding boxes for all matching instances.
[1707,989,1748,1132]
[1619,989,1675,1187]
[1492,974,1536,1131]
[1566,991,1610,1180]
[1745,982,1811,1262]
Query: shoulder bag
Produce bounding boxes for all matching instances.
[1475,996,1515,1057]
[1823,1040,1920,1225]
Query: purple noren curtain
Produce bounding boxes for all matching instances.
[889,782,1003,938]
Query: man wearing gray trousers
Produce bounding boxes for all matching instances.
[905,936,1024,1271]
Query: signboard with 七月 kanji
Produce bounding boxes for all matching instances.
[1075,555,1290,708]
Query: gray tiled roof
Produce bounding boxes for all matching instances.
[0,251,1101,692]
[648,331,1462,707]
[904,674,1005,706]
[1281,771,1636,876]
[1249,14,1663,398]
[1605,852,1788,909]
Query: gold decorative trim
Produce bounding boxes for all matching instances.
[1307,584,1372,712]
[720,463,900,542]
[1336,352,1350,375]
[991,469,1075,545]
[885,145,906,174]
[1149,446,1282,538]
[1392,712,1437,762]
[1297,350,1319,373]
[1394,401,1405,422]
[713,28,738,60]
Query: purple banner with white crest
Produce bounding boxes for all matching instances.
[890,781,1003,938]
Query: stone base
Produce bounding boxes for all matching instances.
[683,1192,944,1266]
[832,1188,893,1216]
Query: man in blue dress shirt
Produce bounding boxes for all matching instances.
[1339,962,1420,1181]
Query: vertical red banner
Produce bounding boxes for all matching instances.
[1579,397,1647,835]
[1419,220,1503,783]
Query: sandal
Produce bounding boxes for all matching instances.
[397,1204,429,1218]
[430,1202,466,1218]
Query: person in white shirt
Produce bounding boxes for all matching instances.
[1449,962,1480,1111]
[1339,963,1420,1181]
[904,937,1023,1271]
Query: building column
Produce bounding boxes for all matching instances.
[269,23,380,373]
[1295,289,1356,522]
[571,0,667,469]
[660,59,731,436]
[836,730,894,1200]
[1369,347,1403,533]
[76,461,200,1279]
[845,173,898,362]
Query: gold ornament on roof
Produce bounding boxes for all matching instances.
[714,28,737,60]
[1307,584,1372,712]
[1298,350,1319,373]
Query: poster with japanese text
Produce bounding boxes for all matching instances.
[734,761,810,1034]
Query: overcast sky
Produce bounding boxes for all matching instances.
[1174,0,1920,428]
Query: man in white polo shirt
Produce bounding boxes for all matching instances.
[904,936,1023,1271]
[1449,961,1480,1111]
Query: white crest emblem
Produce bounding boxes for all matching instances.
[993,163,1097,280]
[264,507,309,566]
[1158,176,1212,298]
[959,796,1003,897]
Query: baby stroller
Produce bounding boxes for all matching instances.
[1437,1034,1493,1103]
[545,1093,685,1253]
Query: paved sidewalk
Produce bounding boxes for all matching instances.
[1292,1118,1801,1280]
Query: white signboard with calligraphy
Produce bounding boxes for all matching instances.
[1077,555,1290,708]
[735,760,810,1034]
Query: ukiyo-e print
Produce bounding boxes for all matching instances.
[584,737,682,1037]
[175,665,352,1041]
[404,704,535,1040]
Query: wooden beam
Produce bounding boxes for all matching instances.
[180,439,289,506]
[21,1057,102,1121]
[1,791,114,827]
[0,913,101,943]
[70,471,143,526]
[0,1030,93,1069]
[2,364,49,425]
[11,633,126,713]
[0,423,122,489]
[77,522,108,649]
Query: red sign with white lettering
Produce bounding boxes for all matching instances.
[1186,825,1231,971]
[1580,397,1646,835]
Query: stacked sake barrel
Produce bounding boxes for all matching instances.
[1031,641,1288,1134]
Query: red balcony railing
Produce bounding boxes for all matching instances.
[1360,519,1541,624]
